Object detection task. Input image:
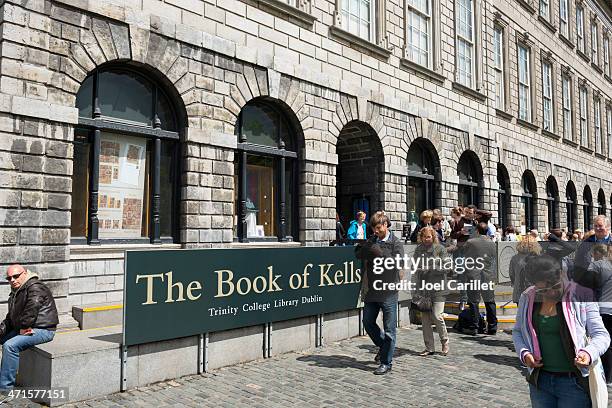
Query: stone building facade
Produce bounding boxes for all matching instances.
[0,0,611,320]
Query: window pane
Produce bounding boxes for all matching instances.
[240,104,279,147]
[98,71,153,125]
[160,140,177,238]
[76,75,93,119]
[156,92,178,132]
[71,129,90,238]
[98,132,149,239]
[246,155,276,237]
[285,161,294,240]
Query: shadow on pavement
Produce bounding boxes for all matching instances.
[296,354,376,371]
[473,353,522,371]
[458,335,516,352]
[356,344,422,357]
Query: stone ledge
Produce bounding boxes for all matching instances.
[70,244,181,260]
[399,58,445,84]
[451,82,487,102]
[328,26,392,60]
[257,0,317,27]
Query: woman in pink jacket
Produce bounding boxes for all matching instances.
[512,255,610,407]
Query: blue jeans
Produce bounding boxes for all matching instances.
[529,371,590,408]
[363,298,397,366]
[0,328,55,389]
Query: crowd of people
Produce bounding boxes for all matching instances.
[350,205,612,406]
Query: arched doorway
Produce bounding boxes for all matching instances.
[566,181,577,233]
[234,99,300,242]
[598,189,606,215]
[584,186,593,230]
[457,151,483,207]
[72,65,184,244]
[521,171,537,232]
[546,176,560,230]
[336,121,384,228]
[497,163,511,229]
[407,138,440,220]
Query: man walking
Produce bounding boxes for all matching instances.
[0,264,58,390]
[356,211,404,375]
[460,222,498,335]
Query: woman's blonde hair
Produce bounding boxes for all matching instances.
[417,226,439,244]
[420,210,434,222]
[516,235,542,255]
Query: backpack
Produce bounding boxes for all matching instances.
[453,307,486,333]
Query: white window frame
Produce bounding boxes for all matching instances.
[542,61,554,132]
[607,106,612,157]
[592,22,599,65]
[406,0,432,67]
[518,45,531,122]
[540,0,550,20]
[559,0,569,38]
[340,0,376,42]
[577,6,585,53]
[493,26,505,110]
[595,97,602,154]
[605,36,611,77]
[455,0,475,88]
[562,75,573,140]
[579,86,589,147]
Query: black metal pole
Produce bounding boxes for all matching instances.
[239,150,248,242]
[151,137,161,243]
[279,156,287,241]
[88,129,100,244]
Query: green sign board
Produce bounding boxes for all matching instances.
[123,247,362,346]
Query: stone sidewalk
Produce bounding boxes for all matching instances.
[4,326,542,407]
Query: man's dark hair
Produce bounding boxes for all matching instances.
[525,255,561,284]
[550,228,563,238]
[466,204,477,210]
[476,222,488,235]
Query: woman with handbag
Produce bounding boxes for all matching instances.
[413,226,450,356]
[512,255,611,407]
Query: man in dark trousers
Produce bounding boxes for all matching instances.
[355,211,404,375]
[460,222,498,335]
[0,264,58,392]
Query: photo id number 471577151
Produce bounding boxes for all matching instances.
[5,387,68,401]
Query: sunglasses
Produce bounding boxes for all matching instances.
[534,281,563,294]
[6,272,22,282]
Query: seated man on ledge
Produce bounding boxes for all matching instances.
[0,264,58,391]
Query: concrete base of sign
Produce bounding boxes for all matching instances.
[323,310,361,343]
[271,316,317,356]
[208,324,265,370]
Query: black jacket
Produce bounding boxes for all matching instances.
[355,233,404,302]
[0,273,59,337]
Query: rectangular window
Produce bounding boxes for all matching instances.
[456,0,474,88]
[562,76,572,140]
[607,107,612,157]
[577,7,585,53]
[595,98,602,154]
[542,61,554,131]
[592,23,599,65]
[518,45,531,122]
[605,37,610,76]
[340,0,375,42]
[580,86,588,147]
[559,0,569,37]
[406,0,431,67]
[493,27,504,110]
[540,0,550,20]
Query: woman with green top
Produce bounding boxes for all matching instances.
[512,255,610,407]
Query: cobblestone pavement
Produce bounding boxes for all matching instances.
[4,327,605,407]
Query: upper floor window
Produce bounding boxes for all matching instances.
[455,0,475,88]
[493,26,505,110]
[406,0,432,67]
[579,85,589,147]
[73,67,181,244]
[539,0,550,20]
[591,22,599,65]
[518,44,532,122]
[542,60,554,132]
[562,75,573,140]
[604,36,611,76]
[559,0,569,38]
[340,0,376,42]
[595,96,602,154]
[576,6,585,53]
[607,105,612,157]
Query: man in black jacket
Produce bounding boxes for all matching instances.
[0,264,58,390]
[356,211,404,375]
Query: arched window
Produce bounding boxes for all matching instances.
[457,151,483,207]
[497,163,511,229]
[546,177,559,230]
[407,139,438,218]
[234,100,298,242]
[522,171,537,231]
[584,186,593,230]
[598,189,606,216]
[566,181,577,233]
[72,67,181,244]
